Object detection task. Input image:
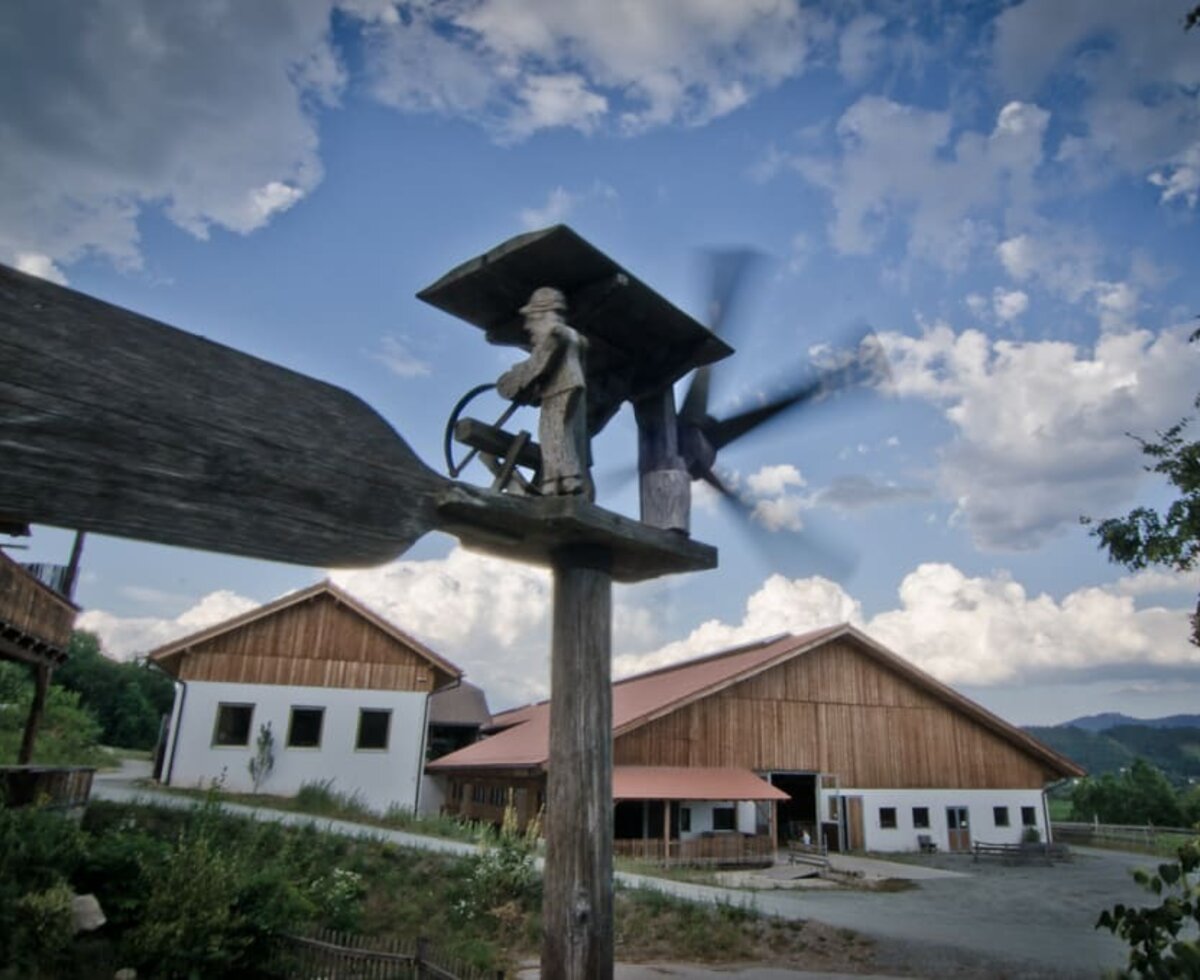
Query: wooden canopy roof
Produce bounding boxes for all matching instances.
[417,224,734,435]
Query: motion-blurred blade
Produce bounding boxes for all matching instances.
[680,249,764,423]
[709,333,889,451]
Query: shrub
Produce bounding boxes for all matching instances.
[11,881,76,975]
[458,805,542,922]
[1097,837,1200,977]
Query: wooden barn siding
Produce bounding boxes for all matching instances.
[176,595,435,691]
[613,640,1049,789]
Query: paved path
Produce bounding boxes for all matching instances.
[94,767,1145,977]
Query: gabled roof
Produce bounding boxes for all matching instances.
[149,580,462,683]
[428,624,1083,779]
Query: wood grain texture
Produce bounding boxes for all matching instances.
[170,591,449,691]
[0,263,445,567]
[542,548,613,980]
[0,550,76,655]
[613,640,1056,788]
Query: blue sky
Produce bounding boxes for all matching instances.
[3,0,1199,723]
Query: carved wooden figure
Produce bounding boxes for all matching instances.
[497,287,593,499]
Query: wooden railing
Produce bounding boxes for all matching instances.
[1052,821,1199,852]
[271,928,504,979]
[0,550,77,651]
[614,834,775,867]
[0,766,95,809]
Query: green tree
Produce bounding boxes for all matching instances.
[0,662,109,766]
[1084,329,1200,647]
[54,630,175,749]
[1070,759,1187,827]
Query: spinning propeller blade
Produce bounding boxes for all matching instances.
[708,332,890,451]
[680,249,763,425]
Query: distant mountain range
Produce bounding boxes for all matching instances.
[1023,715,1200,784]
[1059,712,1200,732]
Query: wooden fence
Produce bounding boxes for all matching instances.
[271,929,504,980]
[0,766,94,809]
[1052,821,1198,852]
[614,833,775,867]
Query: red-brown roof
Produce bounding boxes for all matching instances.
[429,628,835,770]
[613,767,788,802]
[428,624,1083,779]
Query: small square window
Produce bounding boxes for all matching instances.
[912,806,930,829]
[1021,806,1038,827]
[993,806,1010,827]
[287,707,324,748]
[879,807,897,829]
[213,703,253,746]
[679,807,692,833]
[712,806,736,832]
[356,709,391,750]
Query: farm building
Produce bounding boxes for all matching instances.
[427,624,1083,856]
[151,581,462,812]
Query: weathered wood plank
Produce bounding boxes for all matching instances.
[542,546,613,980]
[0,263,444,567]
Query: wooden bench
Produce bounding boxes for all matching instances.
[972,841,1070,865]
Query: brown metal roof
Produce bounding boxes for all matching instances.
[613,767,788,802]
[428,680,491,727]
[428,624,1084,780]
[428,629,835,770]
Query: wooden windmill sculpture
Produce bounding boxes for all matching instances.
[0,224,881,978]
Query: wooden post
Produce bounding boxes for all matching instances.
[17,664,50,764]
[663,799,671,865]
[542,544,613,980]
[634,390,690,533]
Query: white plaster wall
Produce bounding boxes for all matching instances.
[419,774,446,817]
[822,787,1048,852]
[677,801,753,840]
[164,680,428,813]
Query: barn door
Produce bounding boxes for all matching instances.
[946,806,971,851]
[844,795,865,851]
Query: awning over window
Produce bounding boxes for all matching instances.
[612,766,789,802]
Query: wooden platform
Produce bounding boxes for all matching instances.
[436,483,716,583]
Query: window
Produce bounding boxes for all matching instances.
[879,807,897,829]
[213,703,253,746]
[712,806,736,831]
[1021,806,1038,828]
[912,806,930,829]
[471,783,485,804]
[287,707,324,748]
[489,786,506,807]
[993,806,1010,827]
[679,807,691,833]
[356,709,391,750]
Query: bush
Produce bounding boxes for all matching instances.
[11,882,76,975]
[0,802,88,962]
[1097,837,1200,977]
[458,805,541,923]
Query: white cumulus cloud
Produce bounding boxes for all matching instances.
[879,321,1200,549]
